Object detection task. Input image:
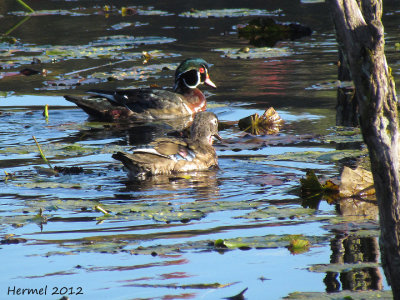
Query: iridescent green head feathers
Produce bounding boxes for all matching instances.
[174,58,216,91]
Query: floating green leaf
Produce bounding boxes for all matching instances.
[287,238,311,254]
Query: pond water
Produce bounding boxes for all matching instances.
[0,0,399,299]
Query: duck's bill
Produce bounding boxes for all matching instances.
[204,77,217,88]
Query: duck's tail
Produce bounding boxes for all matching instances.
[64,95,111,118]
[64,94,135,120]
[112,151,151,180]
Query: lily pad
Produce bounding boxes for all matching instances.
[152,210,205,223]
[14,179,83,190]
[41,61,178,89]
[91,62,177,81]
[268,149,368,163]
[108,22,148,31]
[179,8,282,18]
[62,239,130,254]
[214,46,291,59]
[213,234,326,251]
[180,200,258,213]
[135,8,172,16]
[1,40,178,72]
[131,234,328,256]
[95,203,206,223]
[308,262,380,273]
[0,143,103,157]
[321,126,363,144]
[95,200,259,224]
[9,9,88,17]
[93,35,176,47]
[8,6,171,17]
[123,282,233,289]
[284,290,393,299]
[235,206,316,220]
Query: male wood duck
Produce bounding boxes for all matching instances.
[112,111,221,180]
[64,58,216,121]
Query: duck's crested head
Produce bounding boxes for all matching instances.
[190,111,221,145]
[174,58,216,91]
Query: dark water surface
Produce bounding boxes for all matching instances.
[0,0,399,299]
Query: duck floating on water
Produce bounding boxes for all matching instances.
[112,111,221,180]
[64,58,216,121]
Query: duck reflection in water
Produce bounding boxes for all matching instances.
[119,169,221,203]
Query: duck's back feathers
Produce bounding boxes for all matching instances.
[65,88,203,121]
[88,89,185,111]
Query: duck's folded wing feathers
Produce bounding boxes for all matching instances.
[88,89,184,111]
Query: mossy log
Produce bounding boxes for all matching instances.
[238,17,312,47]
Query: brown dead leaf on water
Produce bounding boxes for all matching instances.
[238,107,284,135]
[339,166,375,198]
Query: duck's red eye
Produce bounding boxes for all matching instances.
[199,67,205,74]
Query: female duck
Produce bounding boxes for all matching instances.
[64,58,216,121]
[112,111,221,180]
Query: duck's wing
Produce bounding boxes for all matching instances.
[113,139,194,166]
[112,140,195,179]
[135,138,195,161]
[87,89,190,119]
[152,138,195,161]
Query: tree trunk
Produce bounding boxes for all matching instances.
[328,0,400,298]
